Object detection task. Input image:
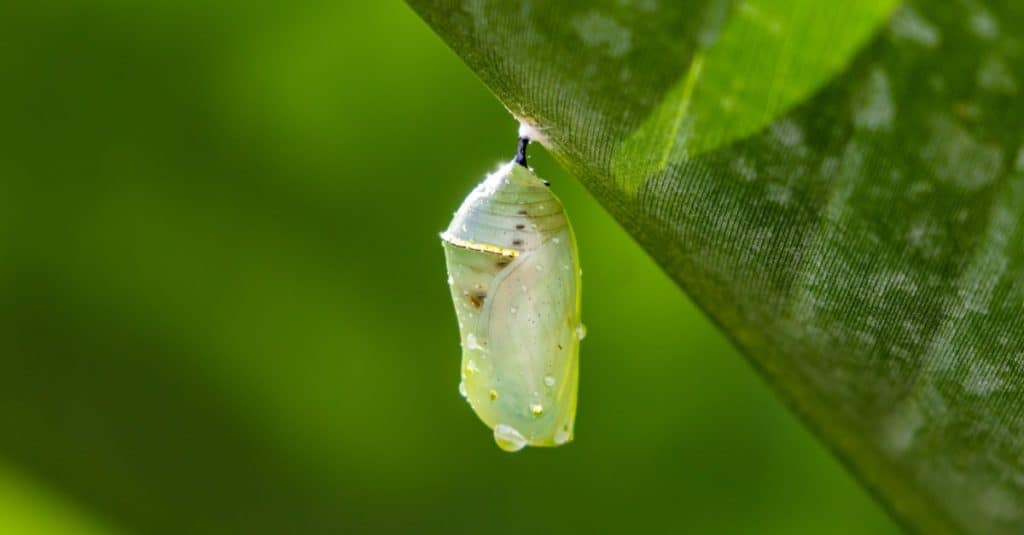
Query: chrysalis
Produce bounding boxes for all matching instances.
[441,136,583,452]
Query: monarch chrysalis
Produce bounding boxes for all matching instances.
[441,136,583,452]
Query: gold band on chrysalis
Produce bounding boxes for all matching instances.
[441,232,520,258]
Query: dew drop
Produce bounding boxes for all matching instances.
[494,424,527,452]
[510,306,518,314]
[544,375,556,387]
[554,424,572,445]
[466,333,485,351]
[552,237,560,244]
[575,323,588,341]
[530,403,544,416]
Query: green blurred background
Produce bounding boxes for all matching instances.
[0,2,901,533]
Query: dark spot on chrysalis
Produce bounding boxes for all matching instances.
[515,224,525,230]
[468,292,486,309]
[542,180,551,187]
[517,210,528,215]
[557,344,563,350]
[512,239,523,246]
[496,260,509,269]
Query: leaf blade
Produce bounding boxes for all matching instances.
[408,1,1024,533]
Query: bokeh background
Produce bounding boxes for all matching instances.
[0,2,901,533]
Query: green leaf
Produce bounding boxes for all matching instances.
[407,1,1024,533]
[613,0,898,194]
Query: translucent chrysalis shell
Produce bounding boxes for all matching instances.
[441,160,582,452]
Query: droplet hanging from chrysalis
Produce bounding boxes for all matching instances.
[440,134,583,452]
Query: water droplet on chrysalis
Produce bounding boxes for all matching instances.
[544,375,556,387]
[554,424,572,445]
[530,403,544,416]
[494,424,527,452]
[575,324,587,341]
[466,333,484,351]
[458,381,467,398]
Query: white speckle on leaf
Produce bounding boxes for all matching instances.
[854,329,877,347]
[873,270,919,295]
[879,397,923,455]
[819,156,839,179]
[905,216,944,260]
[907,180,933,198]
[696,0,731,47]
[889,6,940,48]
[921,183,1021,389]
[853,67,894,131]
[964,361,1004,395]
[570,12,632,58]
[771,118,804,148]
[748,227,773,252]
[969,7,999,39]
[920,115,1003,192]
[977,55,1017,94]
[766,183,791,205]
[979,485,1022,521]
[901,319,924,344]
[733,156,757,182]
[959,201,1014,315]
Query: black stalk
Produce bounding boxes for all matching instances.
[514,136,529,167]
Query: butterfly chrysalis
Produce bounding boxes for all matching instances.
[441,136,583,452]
